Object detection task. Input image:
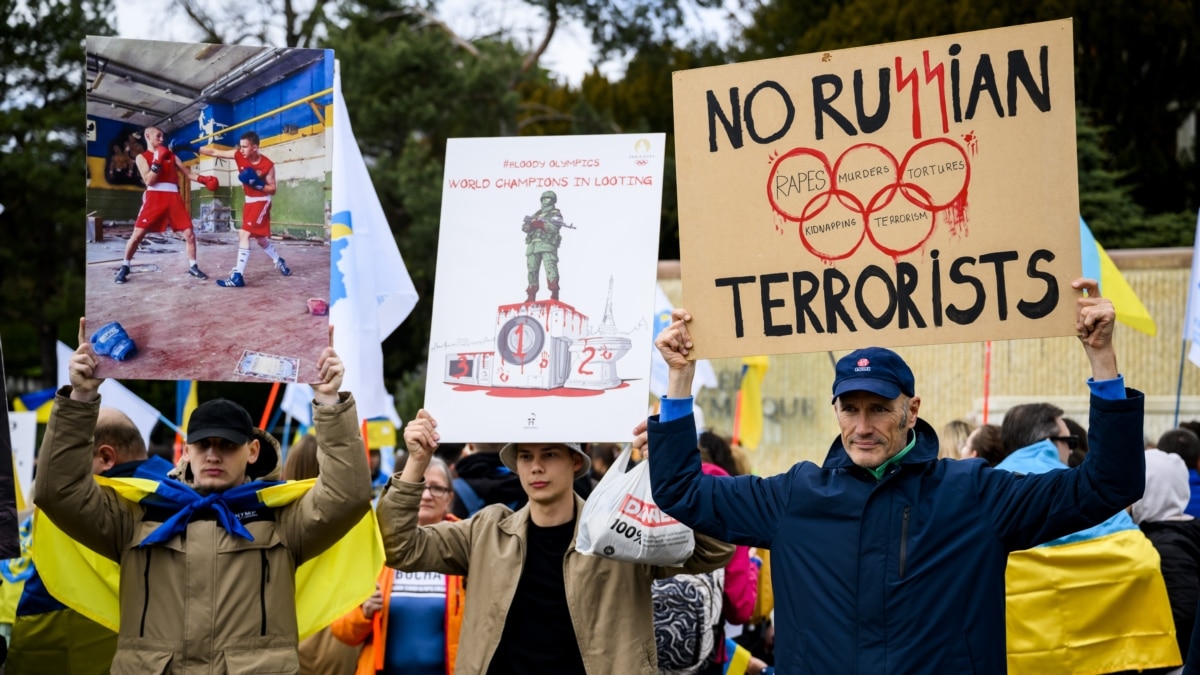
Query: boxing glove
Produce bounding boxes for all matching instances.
[237,167,265,191]
[198,175,219,191]
[150,146,171,173]
[90,321,138,361]
[170,140,196,157]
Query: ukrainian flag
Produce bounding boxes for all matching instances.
[734,356,769,451]
[999,442,1179,674]
[13,388,55,424]
[1080,217,1157,336]
[31,476,383,640]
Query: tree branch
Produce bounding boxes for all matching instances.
[283,0,299,47]
[408,6,480,58]
[521,0,559,73]
[174,0,226,44]
[294,0,330,49]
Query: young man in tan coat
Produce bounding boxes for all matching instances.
[379,410,734,675]
[34,319,373,674]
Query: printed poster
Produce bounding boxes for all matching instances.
[84,37,334,382]
[673,19,1080,358]
[8,412,35,511]
[424,134,665,442]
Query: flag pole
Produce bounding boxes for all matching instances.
[1176,339,1188,428]
[731,363,749,446]
[1179,210,1200,428]
[282,414,293,459]
[260,382,281,430]
[982,341,993,425]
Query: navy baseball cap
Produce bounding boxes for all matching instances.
[831,348,915,402]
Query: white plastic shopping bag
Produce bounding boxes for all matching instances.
[576,444,695,565]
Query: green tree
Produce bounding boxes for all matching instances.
[525,0,724,58]
[0,0,114,384]
[1079,110,1195,248]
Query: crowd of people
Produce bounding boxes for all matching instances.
[7,279,1200,674]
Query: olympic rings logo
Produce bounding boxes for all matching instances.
[766,138,971,261]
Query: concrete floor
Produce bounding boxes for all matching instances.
[84,225,331,383]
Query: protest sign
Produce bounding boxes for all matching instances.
[85,37,334,382]
[673,19,1079,357]
[425,134,665,441]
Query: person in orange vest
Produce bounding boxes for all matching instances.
[332,456,465,674]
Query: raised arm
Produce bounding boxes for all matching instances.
[652,531,735,579]
[196,144,238,160]
[981,279,1145,550]
[646,309,790,548]
[135,153,158,186]
[33,318,134,560]
[376,409,474,575]
[281,329,373,563]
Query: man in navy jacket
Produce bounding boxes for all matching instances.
[645,279,1144,674]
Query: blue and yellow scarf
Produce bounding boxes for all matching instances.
[31,473,382,639]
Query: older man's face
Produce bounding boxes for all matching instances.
[835,391,920,469]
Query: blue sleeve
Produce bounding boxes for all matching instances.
[979,389,1146,551]
[659,396,693,422]
[647,413,788,549]
[1087,375,1125,400]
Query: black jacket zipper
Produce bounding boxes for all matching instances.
[898,506,911,579]
[260,550,270,636]
[140,548,153,637]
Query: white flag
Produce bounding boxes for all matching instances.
[280,383,314,427]
[1186,211,1200,367]
[329,68,420,419]
[56,341,165,447]
[649,284,717,399]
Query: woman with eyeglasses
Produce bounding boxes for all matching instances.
[333,456,466,675]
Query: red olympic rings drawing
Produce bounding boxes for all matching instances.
[767,138,971,261]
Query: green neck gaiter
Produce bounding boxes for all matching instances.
[865,429,917,481]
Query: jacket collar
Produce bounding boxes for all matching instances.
[498,492,584,547]
[994,439,1065,474]
[822,417,940,470]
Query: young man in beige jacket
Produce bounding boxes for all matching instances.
[35,319,373,674]
[378,409,734,675]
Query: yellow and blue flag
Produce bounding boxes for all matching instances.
[999,442,1179,673]
[13,388,55,425]
[1080,217,1156,336]
[733,356,769,451]
[32,475,382,640]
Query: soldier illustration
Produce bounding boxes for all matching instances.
[522,190,568,302]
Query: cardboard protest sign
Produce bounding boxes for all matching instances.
[673,19,1079,358]
[85,37,334,382]
[424,134,665,442]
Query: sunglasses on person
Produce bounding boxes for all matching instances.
[1046,435,1080,450]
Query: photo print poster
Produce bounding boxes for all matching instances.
[85,37,334,382]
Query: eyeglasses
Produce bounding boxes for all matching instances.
[1047,435,1080,450]
[422,485,451,498]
